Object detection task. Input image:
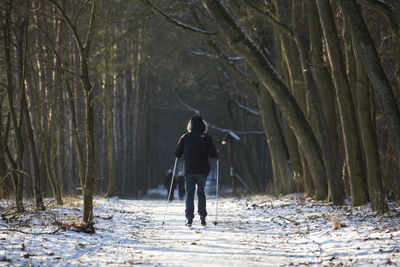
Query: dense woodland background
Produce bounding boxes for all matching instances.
[0,0,399,223]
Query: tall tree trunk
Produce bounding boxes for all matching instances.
[104,32,115,197]
[0,108,9,199]
[315,0,367,206]
[64,73,85,188]
[353,34,388,213]
[394,1,400,90]
[23,84,45,210]
[3,0,25,212]
[273,0,302,194]
[203,0,328,200]
[81,0,99,223]
[343,0,400,166]
[342,10,370,199]
[258,89,290,195]
[308,2,342,201]
[40,127,63,205]
[50,0,99,223]
[19,1,45,210]
[294,1,344,204]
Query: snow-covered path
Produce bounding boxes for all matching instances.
[1,194,399,266]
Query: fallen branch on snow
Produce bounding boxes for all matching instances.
[277,215,300,226]
[0,227,62,235]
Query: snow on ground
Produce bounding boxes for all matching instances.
[0,193,399,266]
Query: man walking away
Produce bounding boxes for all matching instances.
[175,116,219,227]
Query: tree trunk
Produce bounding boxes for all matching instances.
[258,89,290,195]
[50,0,99,223]
[64,73,85,188]
[273,0,302,194]
[40,128,63,205]
[394,1,400,90]
[0,109,9,199]
[294,1,344,204]
[23,85,45,210]
[203,0,328,200]
[82,51,96,223]
[343,0,400,166]
[315,0,367,206]
[353,33,388,213]
[81,0,99,223]
[104,33,115,197]
[308,2,342,201]
[3,0,25,212]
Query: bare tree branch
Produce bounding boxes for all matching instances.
[139,0,219,36]
[230,98,260,116]
[181,48,218,58]
[47,0,84,51]
[73,0,90,27]
[84,0,99,53]
[180,101,264,135]
[244,1,296,42]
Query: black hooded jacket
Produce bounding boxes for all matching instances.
[175,116,219,176]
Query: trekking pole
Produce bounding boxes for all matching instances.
[213,159,220,225]
[162,157,178,225]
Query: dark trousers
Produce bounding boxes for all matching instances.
[185,174,207,220]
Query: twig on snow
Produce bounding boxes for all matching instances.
[277,215,300,226]
[0,227,62,235]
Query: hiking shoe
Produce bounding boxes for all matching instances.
[200,217,206,226]
[185,219,193,227]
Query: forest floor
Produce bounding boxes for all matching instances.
[0,193,399,266]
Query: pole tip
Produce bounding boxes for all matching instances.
[162,221,165,225]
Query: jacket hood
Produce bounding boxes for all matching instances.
[187,116,208,133]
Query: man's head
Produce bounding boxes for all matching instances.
[187,116,208,133]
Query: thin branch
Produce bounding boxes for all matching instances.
[74,0,90,27]
[139,0,219,36]
[208,124,264,135]
[180,101,264,135]
[230,98,261,116]
[84,0,98,53]
[245,1,296,42]
[31,15,82,78]
[0,227,62,235]
[47,0,84,51]
[277,215,300,226]
[181,48,218,58]
[234,173,254,193]
[208,41,254,84]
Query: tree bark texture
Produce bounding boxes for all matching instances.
[273,0,302,194]
[316,0,367,206]
[3,0,25,212]
[308,2,342,201]
[293,0,344,204]
[353,33,388,213]
[258,89,289,195]
[104,32,115,197]
[343,0,400,166]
